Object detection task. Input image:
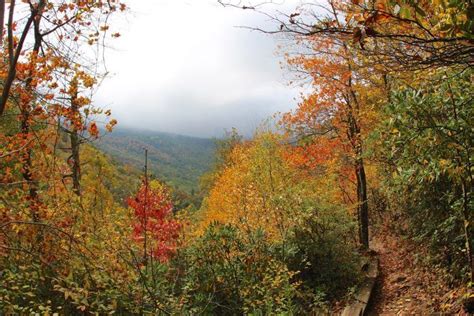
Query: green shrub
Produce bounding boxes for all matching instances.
[173,224,300,314]
[379,68,473,280]
[280,205,361,304]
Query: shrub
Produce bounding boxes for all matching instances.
[380,69,473,280]
[280,204,361,304]
[174,224,300,314]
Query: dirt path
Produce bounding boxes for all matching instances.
[366,228,468,315]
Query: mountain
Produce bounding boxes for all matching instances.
[95,127,216,193]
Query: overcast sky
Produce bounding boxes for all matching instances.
[94,0,300,138]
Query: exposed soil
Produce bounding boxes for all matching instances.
[366,226,470,315]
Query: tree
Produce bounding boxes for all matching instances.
[219,0,473,70]
[218,0,389,249]
[127,181,181,263]
[0,2,130,312]
[199,133,306,240]
[281,28,384,248]
[0,0,123,211]
[0,0,126,116]
[199,128,243,195]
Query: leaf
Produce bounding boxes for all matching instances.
[400,6,411,19]
[393,4,401,15]
[88,122,99,138]
[415,5,426,17]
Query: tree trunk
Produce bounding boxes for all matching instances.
[20,7,44,222]
[357,157,369,249]
[0,0,5,45]
[0,0,38,116]
[69,96,81,196]
[461,181,473,283]
[70,130,81,196]
[20,111,40,222]
[346,94,370,249]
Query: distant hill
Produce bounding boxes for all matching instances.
[95,127,216,193]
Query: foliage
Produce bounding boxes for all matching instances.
[199,132,311,240]
[197,131,362,307]
[128,180,181,262]
[199,127,243,195]
[173,224,302,314]
[282,205,361,301]
[255,0,474,70]
[1,0,472,313]
[378,68,473,280]
[0,188,135,314]
[97,127,216,195]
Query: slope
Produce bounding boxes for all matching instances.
[96,127,216,193]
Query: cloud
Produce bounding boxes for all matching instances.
[95,0,299,137]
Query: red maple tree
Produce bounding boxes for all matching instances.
[127,182,181,262]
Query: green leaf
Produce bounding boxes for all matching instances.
[415,5,426,17]
[400,6,411,19]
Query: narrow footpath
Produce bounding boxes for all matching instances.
[366,227,469,315]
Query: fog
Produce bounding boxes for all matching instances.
[95,0,300,138]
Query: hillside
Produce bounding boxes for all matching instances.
[96,127,216,193]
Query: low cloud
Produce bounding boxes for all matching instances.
[95,0,299,137]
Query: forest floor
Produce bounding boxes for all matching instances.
[366,224,470,315]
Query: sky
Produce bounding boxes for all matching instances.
[94,0,300,138]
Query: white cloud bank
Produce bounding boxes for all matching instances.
[95,0,300,137]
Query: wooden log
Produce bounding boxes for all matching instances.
[341,257,379,316]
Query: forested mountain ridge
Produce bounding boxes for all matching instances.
[96,127,216,193]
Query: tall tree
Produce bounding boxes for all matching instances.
[220,0,473,70]
[281,31,382,249]
[0,0,126,116]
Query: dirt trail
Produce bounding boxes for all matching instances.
[366,229,468,315]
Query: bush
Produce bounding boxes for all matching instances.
[280,205,361,304]
[379,68,473,280]
[173,224,300,314]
